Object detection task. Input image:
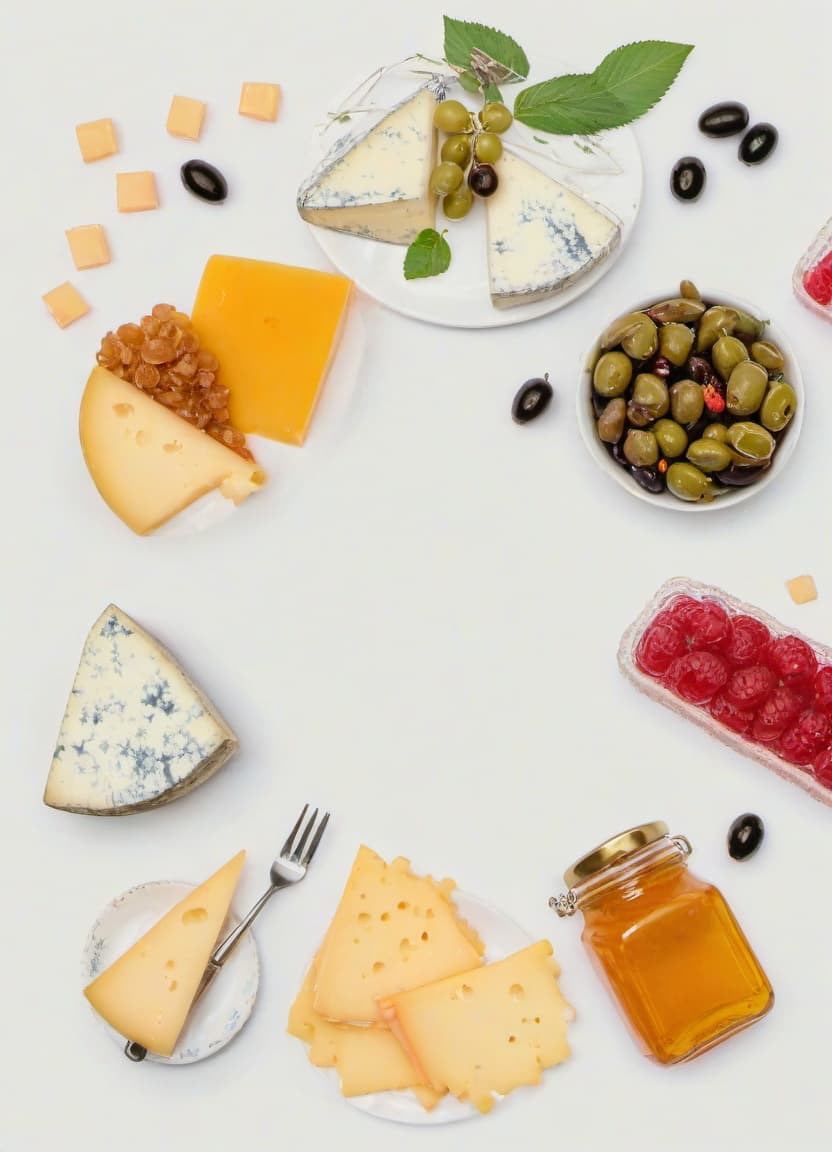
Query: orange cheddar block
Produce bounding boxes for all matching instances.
[76,118,118,162]
[117,171,159,213]
[191,256,352,445]
[66,225,110,271]
[239,82,280,122]
[167,95,206,141]
[43,282,89,328]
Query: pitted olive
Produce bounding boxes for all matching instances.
[680,279,702,301]
[593,351,632,397]
[597,398,627,443]
[712,336,749,380]
[759,381,797,432]
[686,438,734,472]
[666,462,718,502]
[623,429,659,467]
[751,341,785,373]
[659,323,695,367]
[732,308,767,342]
[703,422,730,442]
[645,298,707,324]
[653,418,688,458]
[631,373,669,419]
[727,421,775,465]
[726,361,768,416]
[696,306,739,352]
[670,379,705,425]
[600,312,657,359]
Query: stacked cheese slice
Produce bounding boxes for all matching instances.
[289,846,573,1114]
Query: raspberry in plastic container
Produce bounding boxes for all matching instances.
[619,578,832,808]
[794,217,832,321]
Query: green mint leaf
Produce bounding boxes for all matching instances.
[443,16,529,82]
[591,41,693,121]
[514,73,627,136]
[484,83,503,103]
[404,229,452,280]
[457,70,481,93]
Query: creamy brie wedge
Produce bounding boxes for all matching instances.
[485,151,621,308]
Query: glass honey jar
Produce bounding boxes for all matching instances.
[551,821,773,1064]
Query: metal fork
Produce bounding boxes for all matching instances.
[124,804,330,1062]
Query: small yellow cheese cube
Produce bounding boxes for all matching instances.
[66,225,110,271]
[239,82,280,122]
[76,118,118,162]
[787,575,818,605]
[117,171,159,213]
[43,282,90,328]
[166,95,206,140]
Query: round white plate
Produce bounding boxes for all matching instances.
[303,57,642,329]
[81,879,260,1065]
[321,890,534,1125]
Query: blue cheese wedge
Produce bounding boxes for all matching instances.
[297,87,437,245]
[45,606,237,816]
[485,151,621,308]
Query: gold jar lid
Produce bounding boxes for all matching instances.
[563,821,669,888]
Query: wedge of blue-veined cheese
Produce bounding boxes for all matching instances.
[297,87,437,244]
[45,606,237,815]
[485,150,621,308]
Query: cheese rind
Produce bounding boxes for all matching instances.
[381,941,574,1114]
[298,88,437,245]
[84,852,245,1055]
[312,846,484,1023]
[45,604,237,815]
[78,366,265,534]
[485,150,620,308]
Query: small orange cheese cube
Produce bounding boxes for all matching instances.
[76,118,118,162]
[66,225,111,271]
[43,282,90,328]
[239,82,280,122]
[191,256,352,445]
[166,95,206,140]
[787,575,818,605]
[117,171,159,213]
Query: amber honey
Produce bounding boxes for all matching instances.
[553,822,773,1064]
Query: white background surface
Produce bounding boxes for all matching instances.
[2,1,832,1149]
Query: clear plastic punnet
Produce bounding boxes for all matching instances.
[793,217,832,322]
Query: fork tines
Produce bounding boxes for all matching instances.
[281,803,331,867]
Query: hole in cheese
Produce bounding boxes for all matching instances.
[169,980,178,992]
[380,912,390,922]
[182,907,208,926]
[461,984,473,1000]
[534,1016,541,1024]
[421,932,429,943]
[113,403,134,418]
[165,960,176,970]
[397,901,410,910]
[425,908,435,919]
[357,912,371,924]
[162,441,182,454]
[510,983,524,1001]
[372,962,384,974]
[399,938,412,953]
[508,1035,517,1044]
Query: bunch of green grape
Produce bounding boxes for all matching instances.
[429,99,514,220]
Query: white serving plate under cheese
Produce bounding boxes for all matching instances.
[303,56,642,329]
[81,880,260,1065]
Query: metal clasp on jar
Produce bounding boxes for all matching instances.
[548,890,578,918]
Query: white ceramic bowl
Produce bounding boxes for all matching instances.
[577,289,804,512]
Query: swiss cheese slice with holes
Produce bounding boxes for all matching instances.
[84,851,245,1056]
[312,846,484,1023]
[288,961,443,1107]
[380,940,574,1114]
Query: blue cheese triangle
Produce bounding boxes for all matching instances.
[45,606,237,815]
[485,151,621,308]
[298,87,437,245]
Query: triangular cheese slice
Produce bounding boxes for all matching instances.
[84,851,246,1056]
[79,366,265,535]
[485,150,621,308]
[381,940,574,1114]
[45,605,237,816]
[297,88,437,245]
[312,846,484,1023]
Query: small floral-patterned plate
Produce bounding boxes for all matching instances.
[81,879,260,1064]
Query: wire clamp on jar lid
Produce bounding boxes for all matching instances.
[548,890,578,918]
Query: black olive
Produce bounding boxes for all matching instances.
[591,392,608,419]
[611,438,629,468]
[739,123,778,166]
[630,465,666,493]
[698,101,750,138]
[728,813,765,861]
[671,156,706,202]
[512,375,553,424]
[468,163,499,197]
[180,159,228,203]
[715,463,770,487]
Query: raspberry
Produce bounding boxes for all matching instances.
[803,251,832,307]
[710,693,754,734]
[723,615,771,667]
[751,686,803,742]
[665,651,729,704]
[775,710,831,766]
[665,596,701,630]
[813,666,832,716]
[636,620,686,677]
[766,635,818,691]
[812,748,832,788]
[664,597,728,652]
[724,664,776,711]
